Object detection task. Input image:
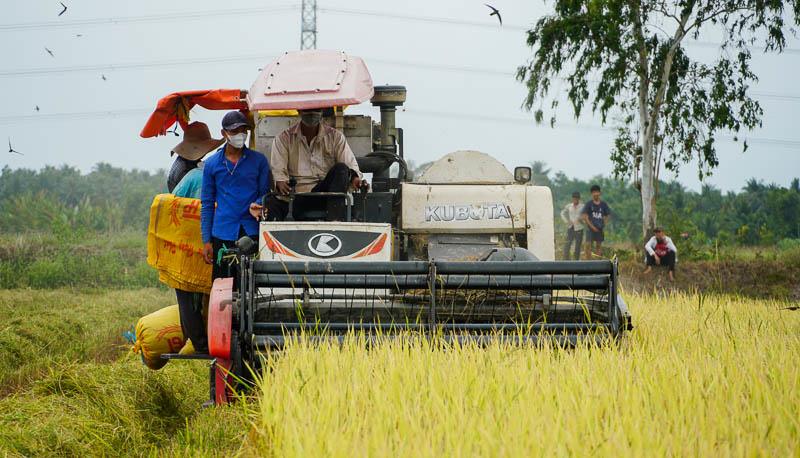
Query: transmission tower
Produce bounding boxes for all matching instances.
[300,0,317,50]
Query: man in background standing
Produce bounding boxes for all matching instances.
[581,184,611,259]
[560,191,584,260]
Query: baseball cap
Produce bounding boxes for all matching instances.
[221,111,251,131]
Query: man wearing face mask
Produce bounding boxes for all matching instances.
[200,111,270,282]
[252,108,362,220]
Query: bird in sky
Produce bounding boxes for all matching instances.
[75,34,83,38]
[485,3,502,25]
[35,105,40,112]
[59,2,68,16]
[8,138,22,155]
[45,47,55,57]
[101,74,107,81]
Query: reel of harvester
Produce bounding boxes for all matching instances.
[206,252,632,404]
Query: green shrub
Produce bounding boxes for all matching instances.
[0,232,160,289]
[777,238,800,251]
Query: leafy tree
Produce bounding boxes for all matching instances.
[530,160,553,187]
[517,0,799,237]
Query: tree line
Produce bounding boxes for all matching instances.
[529,161,800,249]
[1,163,799,250]
[0,164,165,234]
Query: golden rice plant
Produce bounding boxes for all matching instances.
[245,293,800,457]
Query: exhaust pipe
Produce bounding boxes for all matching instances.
[366,86,407,183]
[371,85,406,153]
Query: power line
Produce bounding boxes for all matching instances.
[0,54,502,78]
[367,58,800,103]
[0,108,149,125]
[2,3,798,57]
[0,5,298,31]
[320,6,525,31]
[401,108,800,149]
[3,52,800,103]
[0,53,279,77]
[320,7,800,55]
[2,105,799,151]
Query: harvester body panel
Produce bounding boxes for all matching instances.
[259,221,392,262]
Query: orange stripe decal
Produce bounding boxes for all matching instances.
[262,231,296,257]
[353,233,387,258]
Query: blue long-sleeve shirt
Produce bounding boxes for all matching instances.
[201,146,270,243]
[173,167,203,199]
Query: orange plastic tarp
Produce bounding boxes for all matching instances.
[140,89,247,138]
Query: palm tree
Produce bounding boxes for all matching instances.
[529,161,552,187]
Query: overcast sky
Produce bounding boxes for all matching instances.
[1,0,798,192]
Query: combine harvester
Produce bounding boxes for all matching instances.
[144,50,632,404]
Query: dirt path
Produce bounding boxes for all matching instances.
[619,259,800,300]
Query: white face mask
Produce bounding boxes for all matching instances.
[226,132,247,149]
[300,111,323,127]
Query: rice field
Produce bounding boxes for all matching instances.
[1,290,798,456]
[247,292,800,456]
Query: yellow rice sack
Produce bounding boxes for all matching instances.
[147,193,212,294]
[132,304,185,370]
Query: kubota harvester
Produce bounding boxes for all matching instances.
[143,50,632,405]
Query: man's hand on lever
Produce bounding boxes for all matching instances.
[352,176,368,191]
[275,181,291,195]
[249,202,264,220]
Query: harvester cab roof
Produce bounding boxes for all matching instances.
[142,50,632,406]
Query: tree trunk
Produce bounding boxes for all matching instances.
[636,6,691,239]
[640,133,657,238]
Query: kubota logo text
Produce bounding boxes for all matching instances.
[308,233,343,257]
[424,204,512,222]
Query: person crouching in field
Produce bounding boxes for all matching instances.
[643,228,677,281]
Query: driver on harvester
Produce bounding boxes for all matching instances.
[250,108,364,221]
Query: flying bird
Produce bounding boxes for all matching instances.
[35,105,40,112]
[58,2,68,16]
[101,74,107,81]
[45,47,55,57]
[8,138,22,155]
[485,3,502,25]
[75,34,83,38]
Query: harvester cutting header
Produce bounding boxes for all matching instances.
[141,50,631,404]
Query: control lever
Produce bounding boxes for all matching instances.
[260,193,269,221]
[285,177,298,222]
